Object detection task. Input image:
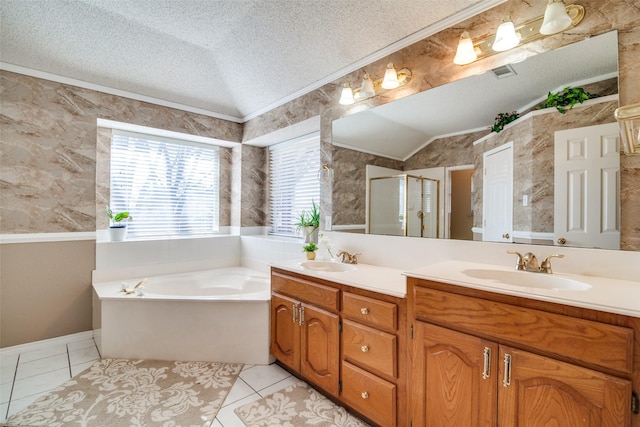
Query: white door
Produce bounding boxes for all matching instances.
[483,143,513,242]
[554,123,620,249]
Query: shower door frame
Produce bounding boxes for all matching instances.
[368,174,440,237]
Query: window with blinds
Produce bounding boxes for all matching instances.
[110,130,220,238]
[269,134,320,237]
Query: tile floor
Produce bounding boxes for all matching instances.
[0,334,305,426]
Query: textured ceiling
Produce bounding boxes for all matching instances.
[0,0,497,122]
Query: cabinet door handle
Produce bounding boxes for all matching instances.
[361,345,369,353]
[292,303,298,324]
[299,306,305,326]
[360,307,369,315]
[361,391,369,399]
[482,347,491,379]
[503,353,512,387]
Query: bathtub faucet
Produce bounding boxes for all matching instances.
[336,250,360,264]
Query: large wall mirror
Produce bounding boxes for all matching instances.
[331,31,622,250]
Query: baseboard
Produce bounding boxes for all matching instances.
[0,330,95,356]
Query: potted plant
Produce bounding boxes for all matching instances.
[302,242,318,260]
[106,206,131,241]
[294,200,320,243]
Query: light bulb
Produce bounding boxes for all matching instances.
[453,31,477,65]
[492,17,519,52]
[339,84,354,105]
[359,74,375,98]
[381,63,399,89]
[540,0,572,35]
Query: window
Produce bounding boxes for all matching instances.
[269,134,320,237]
[110,130,219,238]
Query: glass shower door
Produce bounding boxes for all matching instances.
[369,176,405,236]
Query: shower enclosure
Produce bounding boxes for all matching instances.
[368,174,439,237]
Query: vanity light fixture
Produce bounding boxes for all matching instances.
[453,31,477,65]
[540,0,573,35]
[339,64,412,105]
[339,83,355,105]
[615,102,640,155]
[492,17,519,52]
[453,3,584,65]
[381,63,400,89]
[359,74,376,98]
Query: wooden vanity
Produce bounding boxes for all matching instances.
[270,267,408,426]
[270,264,639,426]
[407,276,640,427]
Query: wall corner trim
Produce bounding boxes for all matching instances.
[0,232,97,244]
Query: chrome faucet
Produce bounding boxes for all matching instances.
[507,250,564,274]
[336,250,359,264]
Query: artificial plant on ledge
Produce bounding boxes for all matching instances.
[491,111,520,133]
[537,86,597,114]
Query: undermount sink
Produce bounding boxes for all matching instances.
[300,261,357,273]
[462,269,591,291]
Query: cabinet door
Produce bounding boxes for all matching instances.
[300,303,340,395]
[412,322,498,426]
[498,346,631,427]
[270,293,300,372]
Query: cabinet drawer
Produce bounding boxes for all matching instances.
[342,361,396,427]
[271,271,339,312]
[343,292,397,331]
[413,285,634,374]
[343,319,397,379]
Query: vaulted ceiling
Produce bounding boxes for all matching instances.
[0,0,500,122]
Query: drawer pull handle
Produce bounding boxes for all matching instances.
[360,307,369,315]
[361,345,369,353]
[482,347,491,379]
[299,306,305,326]
[361,391,369,399]
[292,303,298,324]
[503,353,512,387]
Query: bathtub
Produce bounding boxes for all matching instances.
[92,267,272,364]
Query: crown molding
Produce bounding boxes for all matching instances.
[0,62,244,123]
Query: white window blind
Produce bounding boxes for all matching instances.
[110,130,220,238]
[269,135,320,237]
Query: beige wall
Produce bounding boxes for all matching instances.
[0,241,95,347]
[1,0,638,348]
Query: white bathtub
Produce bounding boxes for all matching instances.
[92,267,272,364]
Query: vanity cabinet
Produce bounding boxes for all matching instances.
[270,268,408,426]
[271,273,340,395]
[341,292,399,426]
[408,277,638,427]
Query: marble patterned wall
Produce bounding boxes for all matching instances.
[332,146,403,226]
[472,99,619,235]
[404,131,484,171]
[1,70,243,234]
[243,0,640,250]
[239,144,267,227]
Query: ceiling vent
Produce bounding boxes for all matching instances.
[491,64,517,79]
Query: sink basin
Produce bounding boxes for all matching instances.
[300,261,357,273]
[462,269,591,291]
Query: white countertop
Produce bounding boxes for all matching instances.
[405,260,640,318]
[271,260,407,298]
